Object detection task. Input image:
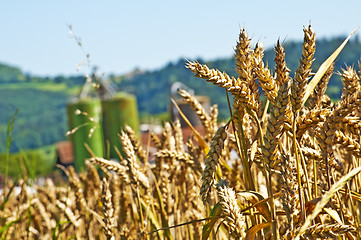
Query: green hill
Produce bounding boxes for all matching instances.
[113,35,361,119]
[0,74,86,152]
[1,35,361,152]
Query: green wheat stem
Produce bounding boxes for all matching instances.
[4,109,18,196]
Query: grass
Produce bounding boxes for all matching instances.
[0,82,78,93]
[0,145,57,179]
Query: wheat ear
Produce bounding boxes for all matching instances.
[262,80,291,167]
[291,25,316,112]
[234,29,260,102]
[101,178,116,240]
[200,125,227,204]
[215,179,246,239]
[274,39,290,86]
[124,125,147,164]
[173,119,184,152]
[209,104,219,137]
[302,223,355,238]
[186,60,259,114]
[253,42,279,103]
[333,130,361,157]
[341,66,360,99]
[309,63,334,109]
[155,149,193,165]
[279,154,299,229]
[119,131,150,189]
[178,88,212,140]
[88,158,130,184]
[296,108,330,139]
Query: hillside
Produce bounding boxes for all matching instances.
[113,35,361,119]
[0,76,86,152]
[1,35,361,152]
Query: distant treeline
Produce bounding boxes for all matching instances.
[112,35,361,119]
[0,64,86,86]
[1,35,361,152]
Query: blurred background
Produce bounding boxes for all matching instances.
[0,0,360,180]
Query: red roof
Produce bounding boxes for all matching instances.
[56,141,74,164]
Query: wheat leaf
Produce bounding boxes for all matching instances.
[245,221,272,240]
[238,191,272,222]
[202,202,223,240]
[294,167,361,240]
[324,207,343,225]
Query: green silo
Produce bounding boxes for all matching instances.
[67,98,104,171]
[102,92,139,159]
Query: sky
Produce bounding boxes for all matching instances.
[1,0,361,77]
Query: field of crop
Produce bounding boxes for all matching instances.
[1,25,361,239]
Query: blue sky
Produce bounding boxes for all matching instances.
[1,0,360,76]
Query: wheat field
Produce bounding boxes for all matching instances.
[1,25,361,239]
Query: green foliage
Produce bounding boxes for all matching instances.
[4,109,18,192]
[0,145,56,178]
[139,111,171,125]
[0,87,69,152]
[0,64,25,83]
